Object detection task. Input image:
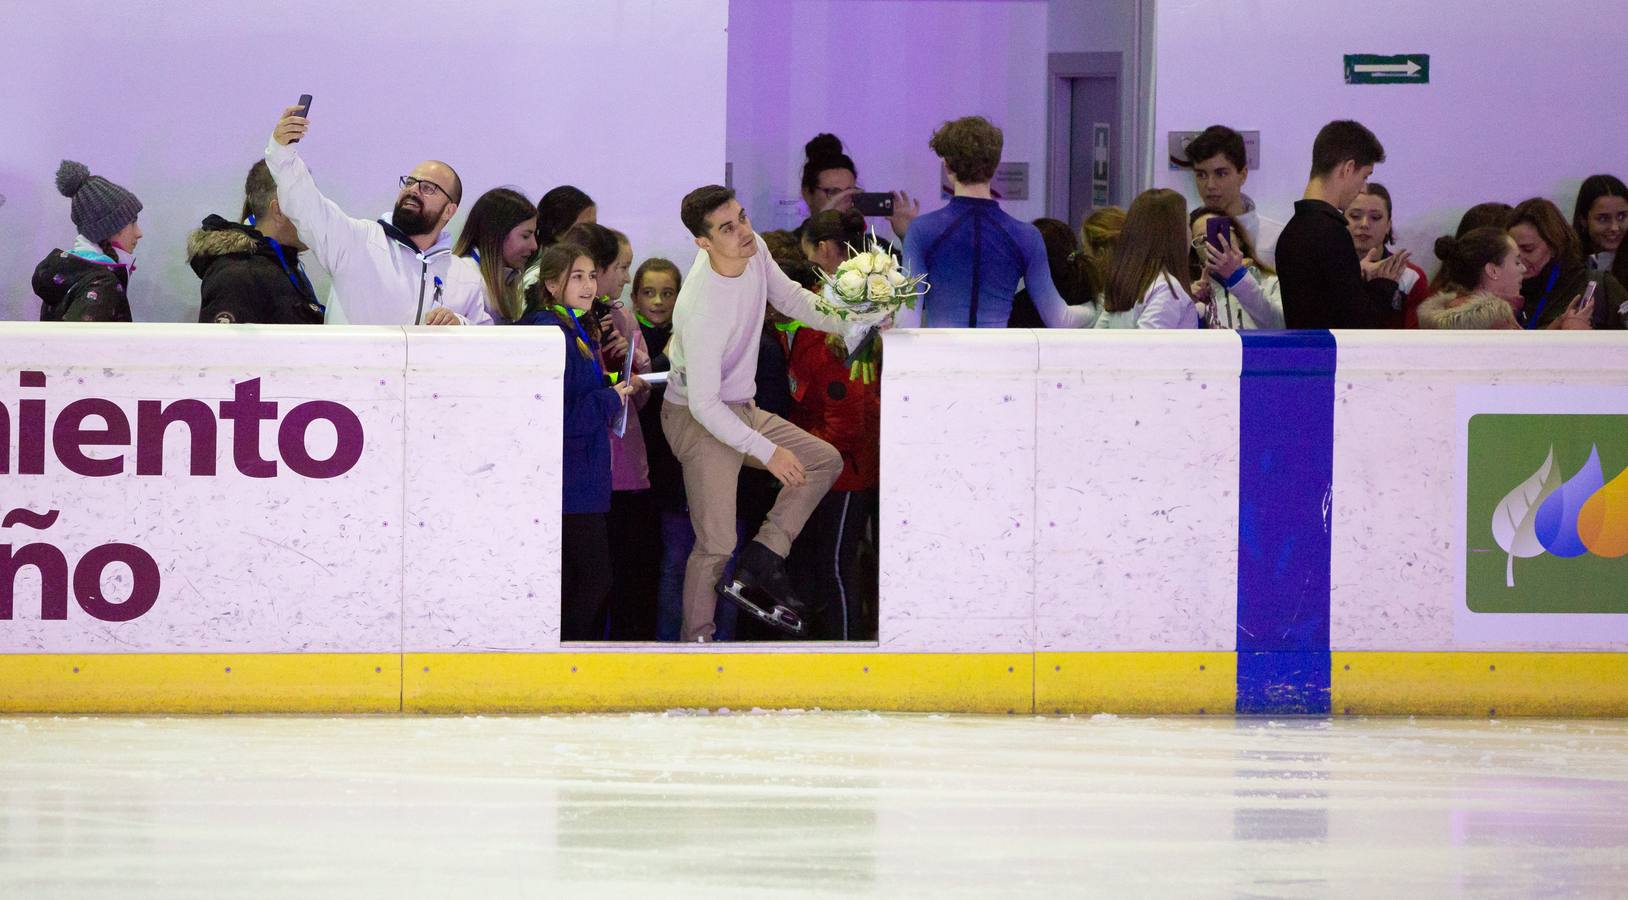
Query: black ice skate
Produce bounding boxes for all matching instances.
[717,541,817,638]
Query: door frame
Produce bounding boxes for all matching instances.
[1046,52,1122,222]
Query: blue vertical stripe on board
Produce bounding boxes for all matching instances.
[1235,331,1336,714]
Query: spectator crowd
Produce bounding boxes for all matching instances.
[27,108,1626,641]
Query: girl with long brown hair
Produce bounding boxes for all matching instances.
[517,243,641,641]
[1094,189,1198,329]
[452,187,537,324]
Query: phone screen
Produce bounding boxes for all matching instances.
[853,192,894,217]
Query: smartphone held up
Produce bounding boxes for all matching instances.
[290,94,313,143]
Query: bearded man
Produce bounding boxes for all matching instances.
[265,104,489,325]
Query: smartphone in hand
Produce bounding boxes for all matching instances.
[291,94,313,142]
[853,192,895,217]
[1205,215,1232,252]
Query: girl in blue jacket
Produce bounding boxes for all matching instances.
[518,242,639,640]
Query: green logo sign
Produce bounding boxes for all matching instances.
[1467,415,1628,612]
[1344,54,1430,85]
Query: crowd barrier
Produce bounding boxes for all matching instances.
[2,324,1625,716]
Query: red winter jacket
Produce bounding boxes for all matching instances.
[776,324,880,493]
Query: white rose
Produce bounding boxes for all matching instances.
[886,269,907,288]
[872,251,897,273]
[837,269,866,296]
[866,273,892,300]
[850,253,874,275]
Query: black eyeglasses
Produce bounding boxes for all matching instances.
[400,175,452,200]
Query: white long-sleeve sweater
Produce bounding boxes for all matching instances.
[1092,274,1197,329]
[666,233,853,463]
[263,139,490,325]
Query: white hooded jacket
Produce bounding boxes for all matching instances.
[264,139,491,325]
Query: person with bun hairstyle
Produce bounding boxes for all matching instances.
[33,160,142,321]
[1345,183,1430,327]
[536,185,596,249]
[1507,197,1626,330]
[1416,227,1531,329]
[1428,202,1514,292]
[800,133,919,240]
[1573,174,1628,291]
[900,116,1096,329]
[453,187,538,324]
[516,243,642,641]
[799,208,868,277]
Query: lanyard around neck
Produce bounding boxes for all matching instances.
[554,305,607,378]
[1523,265,1562,330]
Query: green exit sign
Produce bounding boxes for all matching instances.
[1344,54,1430,85]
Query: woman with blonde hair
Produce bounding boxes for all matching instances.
[1078,206,1126,302]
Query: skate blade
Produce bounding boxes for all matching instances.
[718,581,808,637]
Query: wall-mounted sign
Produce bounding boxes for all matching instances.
[1344,54,1430,85]
[1168,130,1261,171]
[1091,123,1111,209]
[992,162,1029,201]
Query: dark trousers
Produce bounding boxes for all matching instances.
[789,488,879,640]
[606,489,661,640]
[561,512,611,642]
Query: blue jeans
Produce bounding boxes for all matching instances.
[657,509,741,642]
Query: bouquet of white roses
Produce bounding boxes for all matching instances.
[812,230,929,381]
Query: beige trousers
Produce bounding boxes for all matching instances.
[661,400,841,641]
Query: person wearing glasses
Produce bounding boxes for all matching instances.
[265,104,491,325]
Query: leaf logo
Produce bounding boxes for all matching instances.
[1491,446,1562,588]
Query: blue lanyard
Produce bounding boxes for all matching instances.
[1522,266,1561,330]
[266,237,323,312]
[556,306,606,379]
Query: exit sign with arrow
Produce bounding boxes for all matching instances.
[1344,54,1430,85]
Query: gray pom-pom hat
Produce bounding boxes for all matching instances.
[55,159,142,244]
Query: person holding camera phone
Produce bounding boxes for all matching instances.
[266,101,491,325]
[799,133,919,241]
[1188,208,1283,330]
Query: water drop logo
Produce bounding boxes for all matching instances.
[1491,443,1625,586]
[1467,414,1628,615]
[1532,445,1605,559]
[1578,464,1628,559]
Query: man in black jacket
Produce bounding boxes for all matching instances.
[188,160,324,324]
[1277,120,1411,328]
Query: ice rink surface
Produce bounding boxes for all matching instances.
[2,712,1626,898]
